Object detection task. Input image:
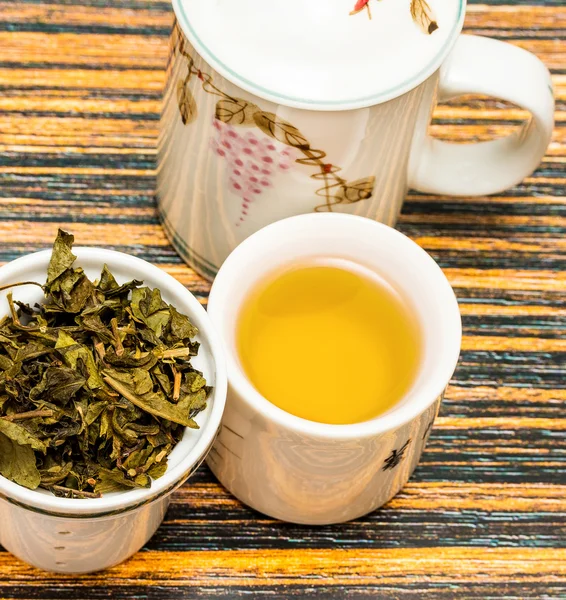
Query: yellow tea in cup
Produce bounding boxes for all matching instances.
[237,261,422,425]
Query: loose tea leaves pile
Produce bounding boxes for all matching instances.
[0,230,211,498]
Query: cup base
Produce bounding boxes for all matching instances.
[0,496,170,574]
[206,454,422,525]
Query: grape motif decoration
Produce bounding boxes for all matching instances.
[210,120,296,226]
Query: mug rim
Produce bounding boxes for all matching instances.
[208,213,462,440]
[171,0,466,110]
[0,248,227,516]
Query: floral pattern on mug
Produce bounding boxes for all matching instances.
[172,23,376,215]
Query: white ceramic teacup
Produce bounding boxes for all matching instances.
[0,248,227,573]
[207,213,461,525]
[158,0,554,279]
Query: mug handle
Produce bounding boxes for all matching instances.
[409,34,554,196]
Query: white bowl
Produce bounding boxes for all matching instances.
[0,248,227,573]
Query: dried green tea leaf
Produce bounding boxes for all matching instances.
[148,461,168,480]
[133,368,153,395]
[134,473,151,487]
[124,446,151,469]
[183,371,207,393]
[15,341,52,362]
[81,299,122,318]
[39,462,73,487]
[85,401,107,425]
[131,287,171,336]
[50,267,83,296]
[147,430,170,448]
[145,311,170,338]
[0,334,19,350]
[98,264,119,292]
[46,229,76,286]
[153,367,172,396]
[99,409,112,439]
[129,422,160,436]
[0,419,47,453]
[98,265,142,298]
[62,274,94,314]
[105,348,157,370]
[0,432,41,489]
[103,373,199,428]
[137,326,161,347]
[96,468,141,494]
[30,366,86,405]
[170,306,198,340]
[55,331,103,389]
[179,389,207,417]
[79,315,114,343]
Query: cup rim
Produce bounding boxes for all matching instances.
[171,0,466,110]
[0,248,227,516]
[208,213,461,440]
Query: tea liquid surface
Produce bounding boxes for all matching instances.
[237,263,422,424]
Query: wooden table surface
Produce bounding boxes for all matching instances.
[1,0,565,597]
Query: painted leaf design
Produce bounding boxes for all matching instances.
[410,0,439,34]
[336,177,376,204]
[215,98,259,126]
[382,439,411,471]
[171,21,185,56]
[177,78,197,125]
[352,0,369,10]
[350,0,371,17]
[253,112,310,150]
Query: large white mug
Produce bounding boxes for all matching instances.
[207,213,462,524]
[158,0,554,280]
